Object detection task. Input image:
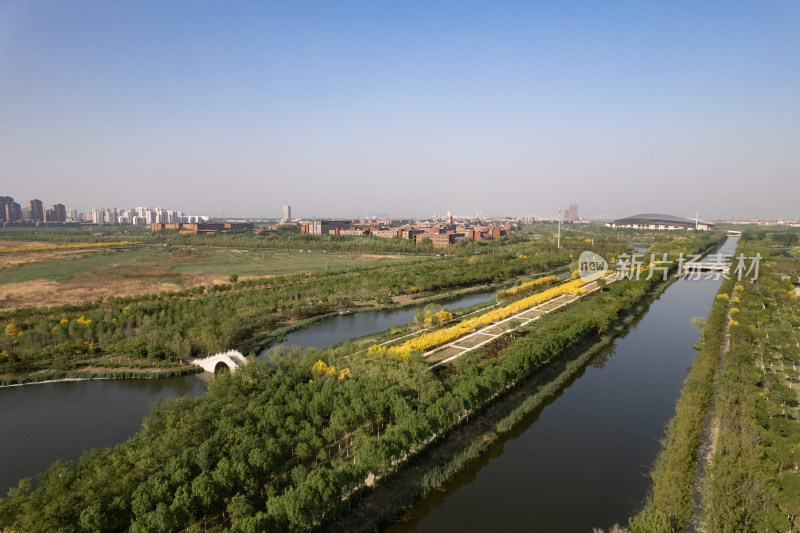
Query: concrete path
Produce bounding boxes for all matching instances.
[428,274,615,368]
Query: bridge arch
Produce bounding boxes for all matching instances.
[189,350,248,373]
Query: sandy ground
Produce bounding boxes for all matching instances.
[0,274,280,310]
[0,242,401,310]
[0,239,54,248]
[0,249,82,269]
[0,279,184,309]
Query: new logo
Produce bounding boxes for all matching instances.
[578,251,608,282]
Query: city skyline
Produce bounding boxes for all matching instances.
[1,189,795,224]
[1,1,799,219]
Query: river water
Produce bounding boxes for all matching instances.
[385,237,738,532]
[0,376,208,494]
[268,292,495,351]
[0,291,494,494]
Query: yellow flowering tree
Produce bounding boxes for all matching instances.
[311,359,351,381]
[386,278,587,354]
[0,241,135,253]
[311,359,337,376]
[5,323,21,340]
[499,275,558,299]
[433,309,453,325]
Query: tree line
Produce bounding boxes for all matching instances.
[0,246,574,378]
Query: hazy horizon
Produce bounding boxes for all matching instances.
[1,1,799,220]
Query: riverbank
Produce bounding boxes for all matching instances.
[699,234,800,531]
[323,274,675,533]
[0,365,201,387]
[628,238,737,532]
[628,277,731,532]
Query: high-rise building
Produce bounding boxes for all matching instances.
[29,199,44,222]
[4,198,22,222]
[282,205,292,222]
[45,204,67,223]
[0,196,13,221]
[566,204,578,223]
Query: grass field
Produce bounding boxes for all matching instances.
[0,244,418,310]
[0,248,147,284]
[169,248,407,277]
[453,333,494,348]
[426,346,463,362]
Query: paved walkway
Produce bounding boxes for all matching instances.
[428,274,615,368]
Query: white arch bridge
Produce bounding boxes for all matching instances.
[189,350,249,373]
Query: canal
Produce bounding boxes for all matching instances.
[0,290,495,494]
[384,237,738,532]
[265,291,495,351]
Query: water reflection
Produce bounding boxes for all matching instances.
[264,292,495,352]
[0,375,207,494]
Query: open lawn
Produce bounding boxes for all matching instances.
[169,248,408,276]
[425,346,464,363]
[0,245,417,310]
[453,332,495,348]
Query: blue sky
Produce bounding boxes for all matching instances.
[1,1,798,219]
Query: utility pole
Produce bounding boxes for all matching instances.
[557,206,562,249]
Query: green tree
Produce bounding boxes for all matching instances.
[283,469,340,530]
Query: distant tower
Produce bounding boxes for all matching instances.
[282,205,291,222]
[567,204,578,223]
[3,199,21,222]
[29,199,44,222]
[53,204,66,222]
[0,196,11,221]
[446,210,453,226]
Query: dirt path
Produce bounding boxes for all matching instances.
[688,300,733,532]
